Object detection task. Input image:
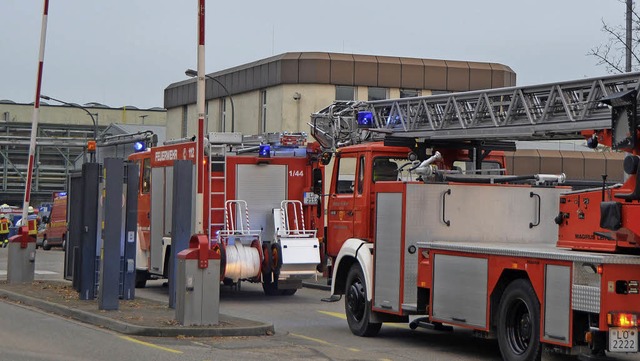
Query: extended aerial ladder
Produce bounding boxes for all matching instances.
[316,72,640,360]
[310,72,640,151]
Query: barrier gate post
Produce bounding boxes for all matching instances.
[176,234,220,325]
[169,159,193,309]
[99,158,124,310]
[122,161,139,300]
[7,227,36,284]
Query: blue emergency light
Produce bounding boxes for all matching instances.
[133,141,146,152]
[357,111,374,128]
[259,144,271,158]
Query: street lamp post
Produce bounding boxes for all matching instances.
[40,95,98,140]
[40,95,99,161]
[185,69,235,132]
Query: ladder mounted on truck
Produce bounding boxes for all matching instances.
[310,72,640,151]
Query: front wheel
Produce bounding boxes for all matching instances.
[43,238,51,251]
[345,263,381,337]
[497,279,542,361]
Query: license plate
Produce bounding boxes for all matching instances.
[609,327,638,353]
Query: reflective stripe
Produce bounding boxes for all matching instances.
[28,219,37,236]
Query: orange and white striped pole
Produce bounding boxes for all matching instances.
[21,0,50,232]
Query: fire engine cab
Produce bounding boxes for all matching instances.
[311,72,640,360]
[129,132,324,295]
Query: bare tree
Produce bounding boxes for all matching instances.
[588,0,640,73]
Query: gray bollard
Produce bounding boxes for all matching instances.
[7,229,36,284]
[176,234,220,326]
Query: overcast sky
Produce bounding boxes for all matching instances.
[0,1,627,109]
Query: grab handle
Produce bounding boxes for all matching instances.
[529,192,540,228]
[442,189,451,227]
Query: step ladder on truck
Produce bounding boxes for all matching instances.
[310,72,640,360]
[129,131,325,296]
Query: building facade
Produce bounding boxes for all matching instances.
[0,101,166,205]
[164,52,517,140]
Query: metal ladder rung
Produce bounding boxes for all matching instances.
[209,141,227,244]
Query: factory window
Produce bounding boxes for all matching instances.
[220,97,226,132]
[181,105,188,138]
[368,87,387,101]
[400,89,421,98]
[260,90,267,133]
[335,86,355,101]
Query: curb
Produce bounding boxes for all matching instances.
[0,289,273,337]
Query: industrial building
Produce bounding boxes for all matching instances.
[163,52,517,140]
[0,100,166,205]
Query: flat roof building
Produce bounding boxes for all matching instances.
[0,100,166,205]
[164,52,516,140]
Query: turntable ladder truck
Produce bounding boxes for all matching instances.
[310,72,640,360]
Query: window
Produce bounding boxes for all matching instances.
[357,156,365,194]
[335,86,355,101]
[335,157,357,194]
[372,157,400,182]
[181,105,188,138]
[220,97,226,132]
[260,90,267,133]
[400,89,421,98]
[453,160,504,175]
[141,158,151,194]
[368,87,387,101]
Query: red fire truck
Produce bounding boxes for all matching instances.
[129,132,324,295]
[311,72,640,360]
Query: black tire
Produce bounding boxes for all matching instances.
[345,263,381,337]
[61,234,66,250]
[135,270,148,288]
[497,279,542,361]
[43,238,51,251]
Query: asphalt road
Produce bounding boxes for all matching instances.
[1,249,639,361]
